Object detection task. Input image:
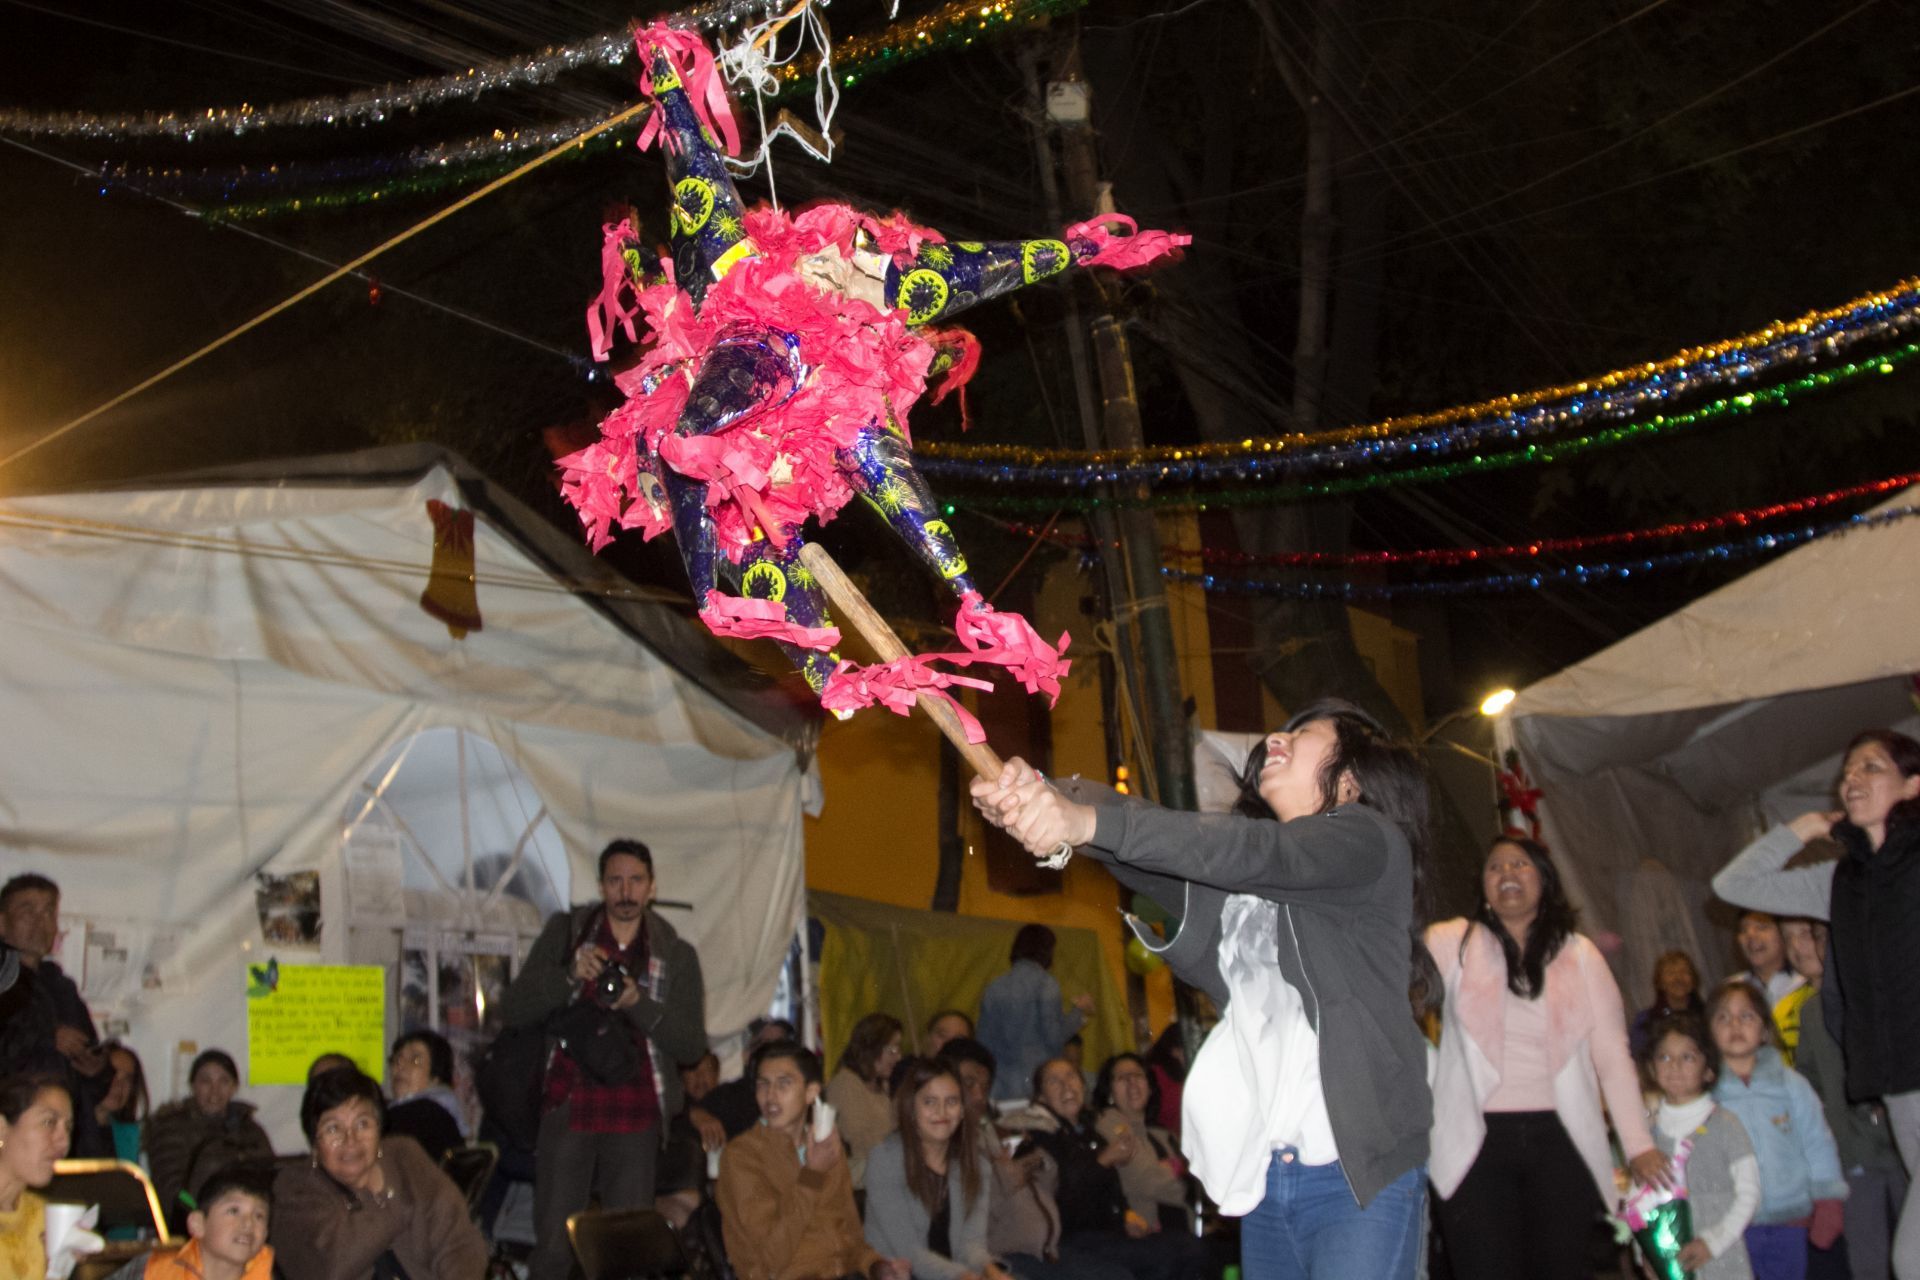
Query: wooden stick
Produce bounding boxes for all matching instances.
[797,542,1074,870]
[797,542,1005,779]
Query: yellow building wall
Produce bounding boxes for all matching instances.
[801,513,1422,1056]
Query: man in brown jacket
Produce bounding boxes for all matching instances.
[716,1040,907,1280]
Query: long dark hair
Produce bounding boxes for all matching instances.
[893,1058,981,1217]
[101,1042,149,1123]
[1091,1052,1162,1122]
[838,1013,903,1086]
[1844,729,1920,834]
[1475,836,1578,998]
[1235,698,1440,1018]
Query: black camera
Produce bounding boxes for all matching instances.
[593,958,631,1008]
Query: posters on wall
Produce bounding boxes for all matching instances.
[343,827,407,927]
[245,961,386,1085]
[400,929,515,1128]
[254,871,322,947]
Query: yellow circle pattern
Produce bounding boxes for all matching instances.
[674,178,715,235]
[896,269,951,324]
[741,562,788,602]
[1021,239,1070,284]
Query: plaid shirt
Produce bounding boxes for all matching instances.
[543,911,662,1134]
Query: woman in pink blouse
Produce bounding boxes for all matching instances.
[1427,836,1670,1280]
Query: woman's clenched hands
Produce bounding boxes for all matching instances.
[970,757,1098,858]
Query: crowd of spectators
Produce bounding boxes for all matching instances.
[4,720,1919,1280]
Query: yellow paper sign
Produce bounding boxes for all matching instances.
[245,960,386,1086]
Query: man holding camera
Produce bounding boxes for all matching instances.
[500,839,707,1280]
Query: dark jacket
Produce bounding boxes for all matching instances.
[385,1095,463,1166]
[1825,817,1920,1100]
[1013,1107,1127,1237]
[142,1099,276,1232]
[1794,985,1903,1174]
[1058,779,1431,1208]
[496,903,707,1130]
[0,960,113,1156]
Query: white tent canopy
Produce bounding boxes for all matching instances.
[1502,485,1920,1000]
[0,446,814,1146]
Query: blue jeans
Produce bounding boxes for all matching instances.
[1241,1148,1425,1280]
[1745,1223,1809,1280]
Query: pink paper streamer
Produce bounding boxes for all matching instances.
[587,223,644,363]
[699,591,841,651]
[632,23,742,158]
[952,592,1072,704]
[1063,214,1191,272]
[856,211,948,269]
[821,655,994,741]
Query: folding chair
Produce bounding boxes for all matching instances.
[441,1140,501,1218]
[45,1158,171,1242]
[566,1207,690,1280]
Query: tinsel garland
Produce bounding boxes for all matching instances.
[988,468,1920,567]
[953,338,1920,512]
[75,0,1083,223]
[0,0,775,140]
[104,113,635,209]
[918,280,1920,486]
[1156,503,1920,600]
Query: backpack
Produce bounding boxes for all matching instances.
[473,1022,549,1153]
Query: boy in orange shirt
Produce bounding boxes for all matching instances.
[109,1168,274,1280]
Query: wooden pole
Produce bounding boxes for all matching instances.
[797,543,1006,780]
[798,543,1074,869]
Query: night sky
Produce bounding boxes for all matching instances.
[2,0,1917,711]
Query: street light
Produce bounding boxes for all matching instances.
[1418,686,1517,764]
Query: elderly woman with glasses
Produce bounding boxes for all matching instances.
[271,1066,486,1280]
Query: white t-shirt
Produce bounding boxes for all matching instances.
[1181,894,1338,1215]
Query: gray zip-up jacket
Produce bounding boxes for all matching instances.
[1057,778,1431,1208]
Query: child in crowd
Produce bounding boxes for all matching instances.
[1707,979,1848,1280]
[107,1166,275,1280]
[1734,912,1804,1007]
[1641,1013,1759,1279]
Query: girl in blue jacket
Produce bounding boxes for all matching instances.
[1707,979,1848,1280]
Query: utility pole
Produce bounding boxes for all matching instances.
[1022,37,1195,814]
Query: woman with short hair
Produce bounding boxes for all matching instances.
[1713,726,1920,1277]
[384,1030,466,1164]
[1091,1053,1188,1232]
[270,1066,487,1280]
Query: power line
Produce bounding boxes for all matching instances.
[1331,0,1884,270]
[1,136,584,367]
